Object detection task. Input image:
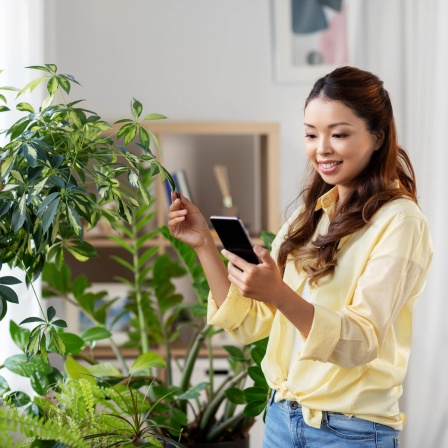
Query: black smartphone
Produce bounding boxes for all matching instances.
[210,216,259,264]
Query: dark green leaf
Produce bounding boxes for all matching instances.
[0,105,10,112]
[244,399,267,417]
[20,316,45,324]
[247,365,268,388]
[224,387,247,405]
[222,345,247,362]
[0,285,19,304]
[0,298,7,321]
[5,390,31,407]
[0,276,22,286]
[243,386,268,402]
[51,319,67,328]
[47,306,56,322]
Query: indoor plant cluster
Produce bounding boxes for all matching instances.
[0,65,271,447]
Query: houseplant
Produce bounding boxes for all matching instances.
[0,65,272,447]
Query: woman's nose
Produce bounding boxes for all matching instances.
[316,137,333,155]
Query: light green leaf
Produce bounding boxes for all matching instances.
[82,326,112,342]
[129,352,166,374]
[0,105,10,112]
[143,113,167,121]
[131,97,143,119]
[86,362,123,378]
[65,356,96,384]
[16,102,34,113]
[17,76,47,97]
[47,76,59,95]
[128,170,138,188]
[41,94,54,110]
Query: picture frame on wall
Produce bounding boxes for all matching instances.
[272,0,358,84]
[65,282,131,346]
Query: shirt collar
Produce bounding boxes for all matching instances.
[315,187,339,213]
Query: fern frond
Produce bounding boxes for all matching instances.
[0,406,88,447]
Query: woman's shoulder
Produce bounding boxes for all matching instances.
[374,196,429,225]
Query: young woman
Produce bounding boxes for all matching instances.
[168,66,433,448]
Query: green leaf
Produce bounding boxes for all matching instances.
[17,76,47,97]
[0,285,19,304]
[20,316,45,324]
[65,356,96,384]
[4,354,52,378]
[0,375,10,395]
[0,276,22,286]
[243,386,268,402]
[244,399,268,417]
[86,362,123,378]
[177,382,209,400]
[9,320,30,352]
[222,345,247,362]
[0,105,10,112]
[129,352,167,374]
[47,76,58,95]
[128,170,139,188]
[82,326,112,343]
[0,298,7,321]
[131,97,143,119]
[16,102,34,113]
[247,365,268,388]
[58,332,85,355]
[30,365,50,395]
[4,390,31,407]
[224,387,247,405]
[47,306,56,322]
[49,330,66,355]
[139,126,150,146]
[143,113,167,121]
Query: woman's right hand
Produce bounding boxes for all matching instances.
[167,192,212,250]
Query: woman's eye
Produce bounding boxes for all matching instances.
[305,133,316,139]
[332,133,347,139]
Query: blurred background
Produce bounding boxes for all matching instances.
[1,1,447,446]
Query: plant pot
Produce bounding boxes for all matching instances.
[183,437,249,448]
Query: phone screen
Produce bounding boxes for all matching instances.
[210,216,259,264]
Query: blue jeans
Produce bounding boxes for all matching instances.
[263,394,400,447]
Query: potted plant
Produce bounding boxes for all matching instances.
[0,65,272,447]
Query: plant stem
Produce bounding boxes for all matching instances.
[109,338,129,375]
[132,223,149,355]
[21,262,46,320]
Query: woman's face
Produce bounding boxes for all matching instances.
[304,97,382,201]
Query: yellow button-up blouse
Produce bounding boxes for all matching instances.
[208,187,433,430]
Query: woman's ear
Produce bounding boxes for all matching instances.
[373,130,385,150]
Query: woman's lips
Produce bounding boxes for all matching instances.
[318,161,342,173]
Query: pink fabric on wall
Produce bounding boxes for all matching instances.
[318,4,348,65]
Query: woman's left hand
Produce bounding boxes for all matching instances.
[222,245,287,307]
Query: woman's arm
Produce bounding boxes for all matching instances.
[223,245,315,337]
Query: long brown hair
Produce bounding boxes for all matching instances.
[277,66,417,285]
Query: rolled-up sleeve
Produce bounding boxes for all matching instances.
[207,283,276,344]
